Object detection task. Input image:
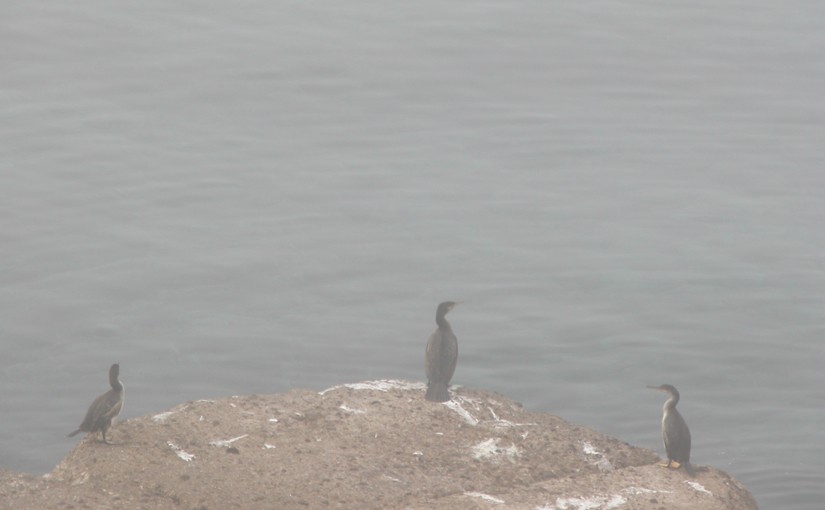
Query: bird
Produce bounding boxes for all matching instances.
[425,301,459,402]
[648,383,694,476]
[68,363,125,444]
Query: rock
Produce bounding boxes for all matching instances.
[0,381,758,509]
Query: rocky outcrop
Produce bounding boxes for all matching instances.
[0,381,758,509]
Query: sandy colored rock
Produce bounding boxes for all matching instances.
[0,381,757,509]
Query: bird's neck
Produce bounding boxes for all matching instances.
[110,377,123,392]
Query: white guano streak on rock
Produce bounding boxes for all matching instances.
[685,481,713,495]
[548,493,627,510]
[465,491,505,504]
[152,411,176,423]
[339,404,366,414]
[622,486,671,495]
[472,438,521,462]
[580,441,614,472]
[581,441,600,456]
[319,379,426,395]
[487,406,538,428]
[555,496,601,510]
[443,399,480,426]
[167,441,195,462]
[153,402,198,422]
[209,434,249,447]
[464,492,504,505]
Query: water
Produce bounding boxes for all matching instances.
[2,2,824,508]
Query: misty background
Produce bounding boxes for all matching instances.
[2,2,824,509]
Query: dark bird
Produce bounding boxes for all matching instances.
[68,363,125,444]
[648,383,694,476]
[425,301,459,402]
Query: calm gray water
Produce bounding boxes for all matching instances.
[2,2,824,508]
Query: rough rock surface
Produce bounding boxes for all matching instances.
[0,381,758,509]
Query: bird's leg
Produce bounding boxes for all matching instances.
[658,459,673,468]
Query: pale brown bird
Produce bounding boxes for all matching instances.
[648,383,694,476]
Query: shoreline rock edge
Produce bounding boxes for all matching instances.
[0,380,758,509]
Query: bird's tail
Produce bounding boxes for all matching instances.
[67,429,82,438]
[425,382,450,402]
[683,462,695,477]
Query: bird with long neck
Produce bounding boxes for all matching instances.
[425,301,459,402]
[68,363,125,444]
[648,384,694,476]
